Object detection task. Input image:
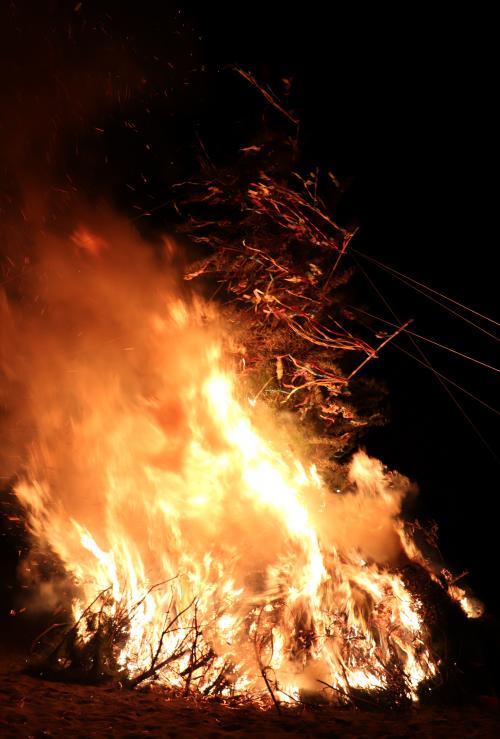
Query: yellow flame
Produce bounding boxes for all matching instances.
[5,227,440,701]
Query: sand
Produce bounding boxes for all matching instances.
[0,648,498,738]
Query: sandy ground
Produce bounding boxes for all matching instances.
[0,648,498,739]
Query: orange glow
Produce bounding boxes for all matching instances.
[3,221,441,701]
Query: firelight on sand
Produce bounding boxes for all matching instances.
[0,219,476,703]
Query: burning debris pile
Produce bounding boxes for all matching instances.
[0,144,481,709]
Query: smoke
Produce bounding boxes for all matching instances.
[320,451,416,564]
[0,210,415,614]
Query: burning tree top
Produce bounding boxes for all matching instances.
[175,146,402,482]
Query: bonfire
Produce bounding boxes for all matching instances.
[0,80,482,714]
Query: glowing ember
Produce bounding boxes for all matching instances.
[2,221,442,702]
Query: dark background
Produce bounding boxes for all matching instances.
[1,1,498,624]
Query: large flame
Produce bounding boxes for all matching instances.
[2,217,438,701]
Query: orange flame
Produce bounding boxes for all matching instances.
[2,220,440,701]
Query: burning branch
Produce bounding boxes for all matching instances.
[178,151,389,471]
[234,68,299,127]
[27,587,128,684]
[126,595,199,689]
[347,320,414,382]
[253,605,282,715]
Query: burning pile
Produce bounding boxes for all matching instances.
[1,210,467,708]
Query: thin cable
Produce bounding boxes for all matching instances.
[350,253,500,465]
[390,342,500,418]
[352,249,500,343]
[351,310,500,418]
[352,248,500,328]
[348,304,500,374]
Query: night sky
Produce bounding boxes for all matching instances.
[1,2,498,621]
